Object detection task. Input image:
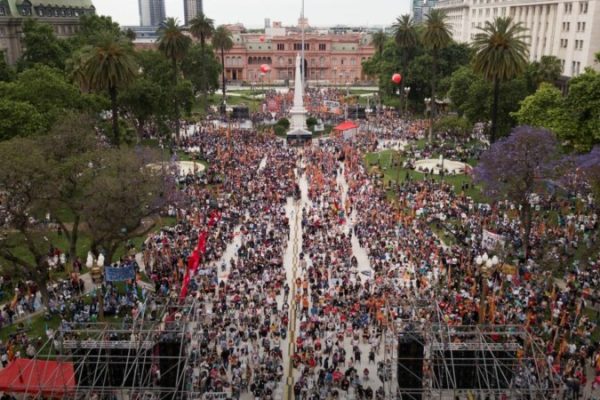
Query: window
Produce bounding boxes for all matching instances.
[320,56,324,66]
[0,6,5,16]
[288,58,292,65]
[278,57,283,66]
[277,43,285,51]
[581,22,586,31]
[319,43,326,51]
[486,8,490,16]
[579,1,588,13]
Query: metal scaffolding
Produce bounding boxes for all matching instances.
[4,296,204,400]
[387,302,559,400]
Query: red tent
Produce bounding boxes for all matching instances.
[334,121,359,132]
[0,358,76,397]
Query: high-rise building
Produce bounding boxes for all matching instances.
[139,0,166,27]
[183,0,203,25]
[412,0,439,23]
[435,0,600,77]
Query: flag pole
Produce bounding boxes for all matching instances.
[301,0,305,85]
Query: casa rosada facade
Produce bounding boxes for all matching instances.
[221,31,376,85]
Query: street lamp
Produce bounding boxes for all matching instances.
[404,86,411,118]
[476,252,499,323]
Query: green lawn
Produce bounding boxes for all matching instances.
[1,215,177,284]
[349,89,377,95]
[1,230,93,279]
[583,307,600,342]
[0,313,61,344]
[365,149,487,203]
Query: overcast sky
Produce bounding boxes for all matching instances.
[94,0,408,28]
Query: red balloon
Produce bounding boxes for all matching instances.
[259,36,265,42]
[260,64,271,73]
[392,73,402,84]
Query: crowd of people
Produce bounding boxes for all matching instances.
[0,107,598,400]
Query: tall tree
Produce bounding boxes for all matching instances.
[560,70,600,151]
[0,99,45,141]
[18,19,71,71]
[393,15,419,112]
[0,65,95,131]
[422,9,452,141]
[182,44,221,95]
[474,126,561,259]
[189,13,215,97]
[39,114,100,268]
[73,34,137,146]
[212,25,234,106]
[371,30,387,56]
[472,17,529,143]
[82,147,176,263]
[189,13,215,51]
[526,55,562,89]
[0,138,54,305]
[512,83,565,132]
[158,18,191,139]
[0,56,14,82]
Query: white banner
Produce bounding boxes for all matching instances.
[482,229,505,250]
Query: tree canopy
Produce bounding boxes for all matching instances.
[474,126,561,256]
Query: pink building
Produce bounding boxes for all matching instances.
[222,23,376,85]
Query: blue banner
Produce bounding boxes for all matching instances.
[104,265,136,282]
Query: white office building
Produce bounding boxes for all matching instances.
[435,0,600,76]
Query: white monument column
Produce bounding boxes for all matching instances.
[287,53,311,140]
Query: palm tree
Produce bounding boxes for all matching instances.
[212,25,234,107]
[157,18,191,139]
[530,55,562,87]
[473,16,529,142]
[74,34,137,146]
[422,9,452,142]
[393,14,419,114]
[189,13,215,52]
[189,13,215,98]
[371,30,387,56]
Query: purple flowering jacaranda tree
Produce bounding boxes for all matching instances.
[474,126,561,258]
